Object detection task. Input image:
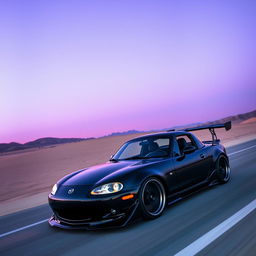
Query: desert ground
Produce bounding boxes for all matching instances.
[0,121,255,216]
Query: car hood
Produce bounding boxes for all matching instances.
[61,159,159,186]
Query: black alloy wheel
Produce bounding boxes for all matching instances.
[139,178,166,219]
[216,156,231,183]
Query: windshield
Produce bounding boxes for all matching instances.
[112,137,171,160]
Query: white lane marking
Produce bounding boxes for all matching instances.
[174,199,256,256]
[0,219,48,238]
[228,144,256,156]
[0,144,255,239]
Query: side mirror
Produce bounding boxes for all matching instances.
[110,154,114,160]
[183,145,197,154]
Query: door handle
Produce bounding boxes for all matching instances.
[200,154,205,159]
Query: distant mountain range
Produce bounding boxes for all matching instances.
[104,109,256,136]
[1,109,255,154]
[0,137,93,154]
[205,109,256,125]
[105,130,141,137]
[165,109,256,131]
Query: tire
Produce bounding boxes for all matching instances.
[139,178,166,219]
[216,156,231,184]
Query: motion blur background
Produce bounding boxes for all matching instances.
[1,3,256,256]
[1,0,256,143]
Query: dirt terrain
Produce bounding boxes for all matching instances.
[0,121,255,216]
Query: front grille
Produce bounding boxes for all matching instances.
[55,207,108,220]
[51,200,112,221]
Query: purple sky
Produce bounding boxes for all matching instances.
[1,0,256,143]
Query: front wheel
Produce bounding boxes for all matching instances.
[139,178,166,219]
[216,156,231,184]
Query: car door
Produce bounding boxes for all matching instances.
[153,137,181,193]
[141,137,181,194]
[172,134,211,190]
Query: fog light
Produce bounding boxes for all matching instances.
[111,209,116,214]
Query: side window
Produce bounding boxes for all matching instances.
[155,138,169,147]
[154,138,170,156]
[175,135,197,154]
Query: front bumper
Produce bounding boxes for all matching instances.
[48,192,139,230]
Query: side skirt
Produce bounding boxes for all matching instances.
[166,174,217,206]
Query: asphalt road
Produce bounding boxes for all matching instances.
[1,139,256,256]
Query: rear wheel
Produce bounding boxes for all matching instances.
[216,156,231,183]
[139,178,166,219]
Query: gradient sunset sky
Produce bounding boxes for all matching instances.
[1,0,256,143]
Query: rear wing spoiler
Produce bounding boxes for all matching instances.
[184,121,232,144]
[167,121,231,144]
[184,121,231,132]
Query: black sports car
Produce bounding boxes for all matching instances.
[48,122,231,230]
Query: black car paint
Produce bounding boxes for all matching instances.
[173,145,213,189]
[48,131,228,230]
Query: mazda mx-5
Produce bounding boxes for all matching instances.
[48,122,231,229]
